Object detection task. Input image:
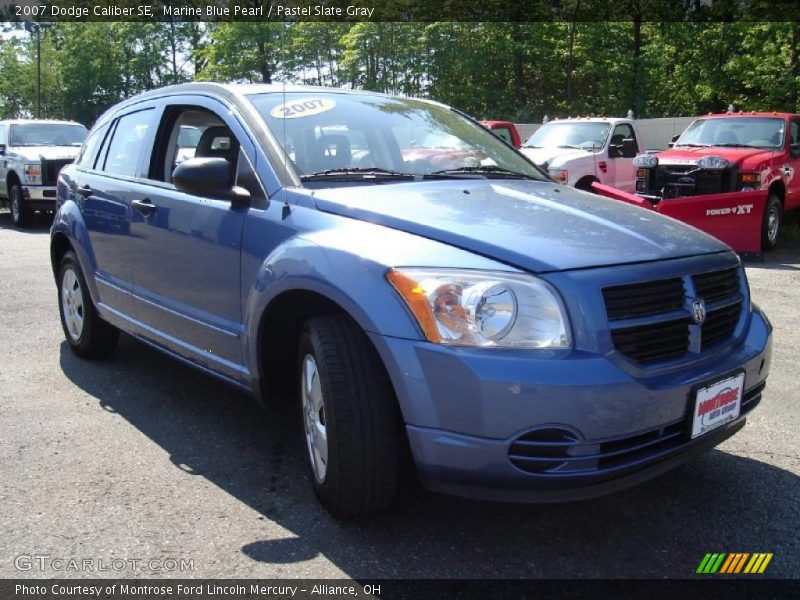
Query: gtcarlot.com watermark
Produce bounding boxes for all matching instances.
[14,554,194,573]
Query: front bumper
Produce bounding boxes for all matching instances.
[370,308,771,502]
[22,185,57,210]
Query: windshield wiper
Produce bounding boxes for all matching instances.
[713,143,757,148]
[523,144,542,149]
[675,143,711,147]
[427,165,540,180]
[557,144,584,150]
[300,167,414,181]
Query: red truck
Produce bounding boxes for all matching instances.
[594,111,800,252]
[480,120,522,148]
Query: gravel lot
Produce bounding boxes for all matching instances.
[0,211,798,579]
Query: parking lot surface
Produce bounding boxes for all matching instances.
[0,212,798,579]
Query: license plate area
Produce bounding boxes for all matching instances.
[691,372,745,439]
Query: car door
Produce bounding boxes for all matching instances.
[605,123,639,193]
[0,123,8,195]
[785,119,800,210]
[73,108,156,317]
[123,96,260,380]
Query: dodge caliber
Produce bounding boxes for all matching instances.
[51,84,772,516]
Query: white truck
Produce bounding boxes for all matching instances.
[0,119,88,227]
[520,117,644,193]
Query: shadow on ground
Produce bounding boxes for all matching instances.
[0,210,53,233]
[59,336,800,579]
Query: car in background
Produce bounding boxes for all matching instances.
[628,112,800,251]
[520,117,643,192]
[51,83,771,517]
[0,119,88,227]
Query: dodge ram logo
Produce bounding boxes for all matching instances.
[693,299,707,325]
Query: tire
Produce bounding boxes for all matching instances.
[761,194,782,251]
[298,314,401,517]
[9,184,32,228]
[58,251,119,358]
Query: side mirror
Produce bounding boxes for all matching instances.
[621,138,637,158]
[172,157,250,205]
[608,145,622,159]
[671,134,681,143]
[0,143,5,156]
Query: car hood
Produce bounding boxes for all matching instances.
[8,146,81,161]
[519,146,590,167]
[311,179,728,273]
[658,146,778,168]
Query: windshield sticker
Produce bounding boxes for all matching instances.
[270,98,336,119]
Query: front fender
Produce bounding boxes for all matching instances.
[51,198,100,304]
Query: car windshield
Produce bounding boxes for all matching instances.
[676,117,784,149]
[9,123,88,147]
[524,122,610,150]
[248,92,545,182]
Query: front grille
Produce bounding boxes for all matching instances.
[611,318,690,362]
[509,383,763,477]
[693,267,740,302]
[603,278,684,320]
[41,159,74,186]
[603,266,743,364]
[702,301,742,349]
[645,165,736,198]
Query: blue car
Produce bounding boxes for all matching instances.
[51,84,772,516]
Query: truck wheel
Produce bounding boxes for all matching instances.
[576,177,597,192]
[298,314,401,517]
[761,194,782,251]
[9,185,32,228]
[58,251,120,358]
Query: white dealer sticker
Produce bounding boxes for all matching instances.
[270,98,336,119]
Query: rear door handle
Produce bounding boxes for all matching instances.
[131,198,156,216]
[76,185,93,198]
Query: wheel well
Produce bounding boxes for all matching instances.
[6,171,20,195]
[50,233,73,278]
[768,180,785,206]
[576,176,598,191]
[257,290,350,398]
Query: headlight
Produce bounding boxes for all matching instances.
[548,169,569,184]
[386,268,571,349]
[24,164,42,185]
[697,156,729,170]
[633,154,658,168]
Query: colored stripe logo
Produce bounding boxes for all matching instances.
[697,553,773,574]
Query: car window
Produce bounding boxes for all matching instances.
[524,122,610,150]
[101,110,154,177]
[611,123,637,150]
[249,92,545,181]
[9,123,87,147]
[677,117,785,149]
[150,106,266,201]
[492,126,513,145]
[76,123,110,169]
[0,125,6,146]
[791,121,799,146]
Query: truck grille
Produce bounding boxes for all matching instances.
[603,267,743,363]
[646,165,736,198]
[41,158,74,186]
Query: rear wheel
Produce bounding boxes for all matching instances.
[58,251,119,358]
[298,314,401,517]
[761,194,782,251]
[9,185,32,228]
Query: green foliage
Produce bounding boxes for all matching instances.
[1,21,799,127]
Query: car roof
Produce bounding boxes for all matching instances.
[698,112,799,119]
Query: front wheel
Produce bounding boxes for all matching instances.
[298,314,401,517]
[58,251,120,358]
[761,194,782,251]
[9,185,32,228]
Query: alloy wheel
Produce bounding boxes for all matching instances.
[301,354,328,483]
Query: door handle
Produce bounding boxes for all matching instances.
[131,198,156,216]
[76,185,93,198]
